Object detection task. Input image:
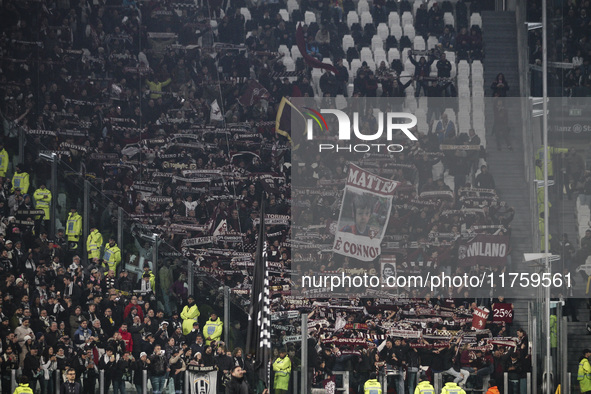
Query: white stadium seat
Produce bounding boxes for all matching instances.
[240,7,251,21]
[358,0,369,14]
[290,45,302,59]
[279,9,289,21]
[391,25,403,40]
[402,11,413,27]
[444,12,454,27]
[470,13,482,28]
[403,24,415,41]
[342,35,355,52]
[377,23,389,41]
[347,11,359,28]
[388,12,400,28]
[388,48,400,63]
[372,35,384,52]
[413,36,426,51]
[361,11,373,27]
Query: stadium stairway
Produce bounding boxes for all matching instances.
[481,10,531,333]
[482,11,520,98]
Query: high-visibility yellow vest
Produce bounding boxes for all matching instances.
[578,358,591,392]
[13,383,34,394]
[33,188,52,220]
[203,318,223,344]
[180,304,200,335]
[441,383,466,394]
[12,171,30,194]
[414,381,435,394]
[87,229,103,259]
[364,379,382,394]
[0,149,9,177]
[103,243,121,272]
[66,212,83,241]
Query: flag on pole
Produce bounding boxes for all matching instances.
[212,219,227,236]
[245,196,271,391]
[210,99,223,121]
[275,97,305,147]
[238,80,270,107]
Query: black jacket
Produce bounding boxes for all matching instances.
[225,375,249,394]
[149,354,167,376]
[23,353,41,378]
[60,381,81,394]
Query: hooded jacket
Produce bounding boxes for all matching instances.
[119,328,133,353]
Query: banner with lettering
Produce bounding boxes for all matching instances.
[457,235,510,267]
[472,307,489,329]
[492,302,514,323]
[332,164,397,262]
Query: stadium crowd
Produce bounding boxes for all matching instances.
[0,0,563,392]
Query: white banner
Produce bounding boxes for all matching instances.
[332,164,397,261]
[189,370,217,394]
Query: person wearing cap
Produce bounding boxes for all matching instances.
[86,225,103,261]
[133,351,150,393]
[13,376,33,394]
[180,295,200,336]
[0,143,8,178]
[33,183,51,226]
[102,237,121,274]
[579,349,591,393]
[203,311,223,345]
[11,164,29,194]
[414,373,435,394]
[66,207,83,250]
[363,372,382,394]
[272,348,291,394]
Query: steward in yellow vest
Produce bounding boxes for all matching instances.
[180,295,200,335]
[364,373,382,394]
[66,207,83,250]
[272,350,291,394]
[0,143,9,177]
[203,312,223,345]
[578,349,591,393]
[102,237,121,273]
[86,227,103,260]
[33,184,52,221]
[13,376,34,394]
[414,373,435,394]
[11,164,30,194]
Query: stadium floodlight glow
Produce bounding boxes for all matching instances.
[526,22,543,30]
